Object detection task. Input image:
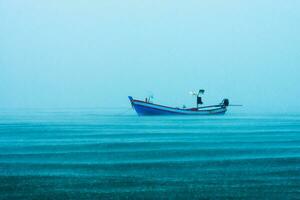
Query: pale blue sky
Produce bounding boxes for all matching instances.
[1,1,300,113]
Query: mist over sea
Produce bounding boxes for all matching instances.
[0,109,299,199]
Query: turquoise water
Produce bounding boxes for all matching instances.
[0,110,299,199]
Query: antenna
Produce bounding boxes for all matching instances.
[189,91,197,96]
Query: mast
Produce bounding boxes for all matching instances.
[196,89,205,109]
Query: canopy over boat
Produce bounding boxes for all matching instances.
[128,90,233,116]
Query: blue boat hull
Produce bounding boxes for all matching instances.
[129,96,227,116]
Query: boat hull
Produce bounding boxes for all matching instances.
[129,96,227,116]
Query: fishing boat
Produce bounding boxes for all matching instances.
[128,89,238,116]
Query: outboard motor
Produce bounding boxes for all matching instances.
[223,99,229,107]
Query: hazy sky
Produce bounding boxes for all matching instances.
[1,1,300,113]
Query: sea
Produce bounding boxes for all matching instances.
[0,109,299,199]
